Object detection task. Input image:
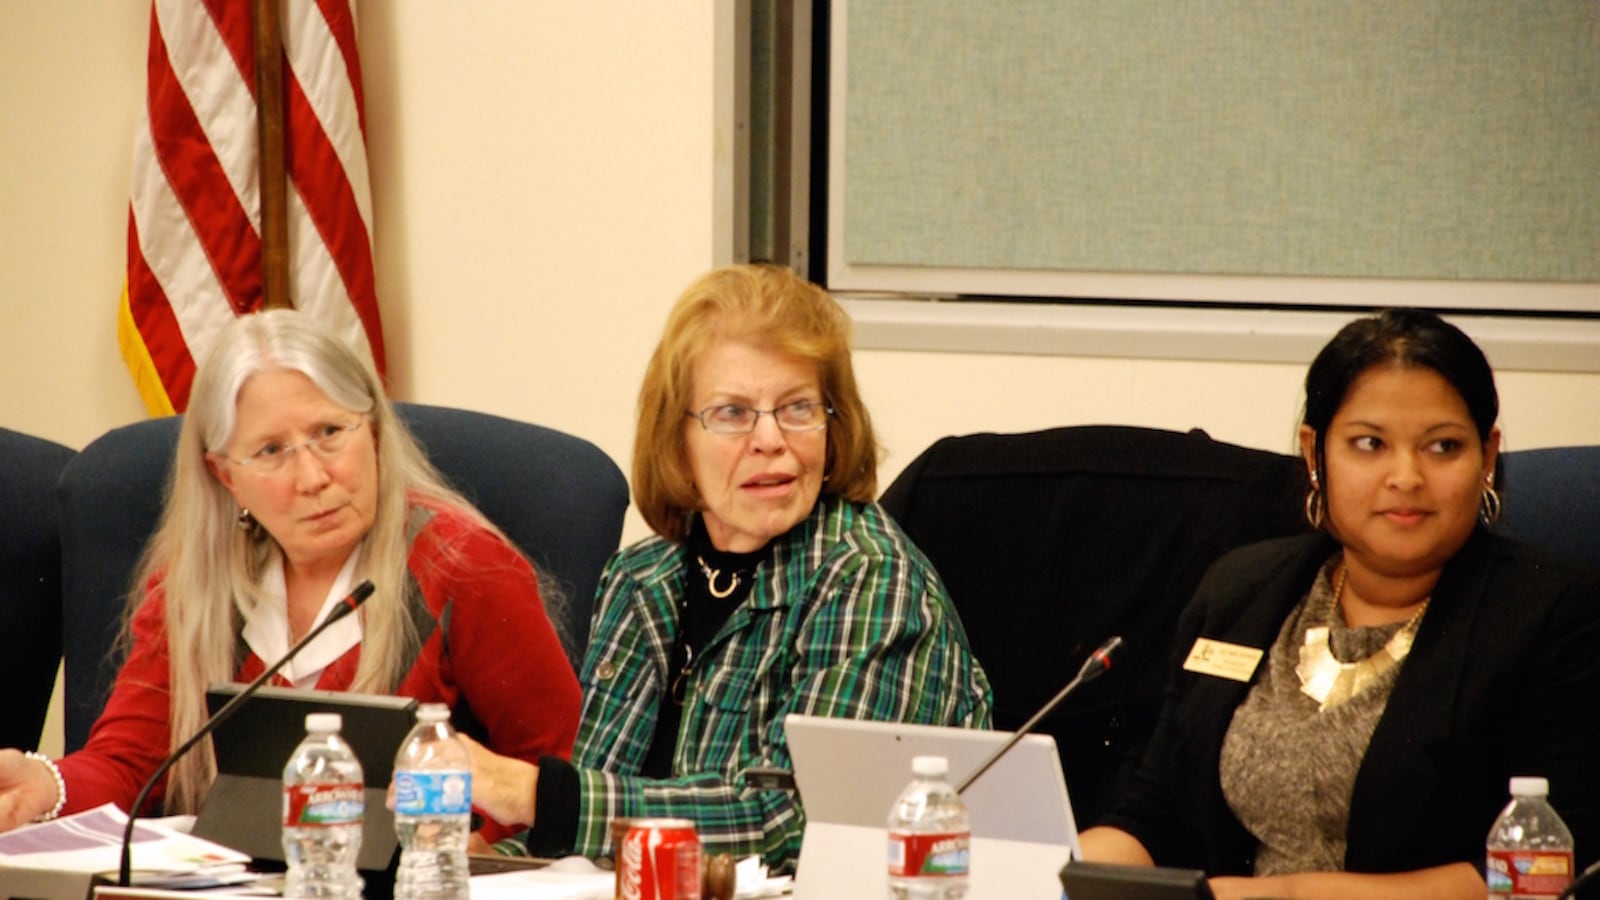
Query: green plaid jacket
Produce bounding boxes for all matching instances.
[568,496,992,872]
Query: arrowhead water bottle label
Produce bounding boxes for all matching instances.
[887,831,970,877]
[284,783,365,826]
[393,770,472,816]
[1487,849,1573,896]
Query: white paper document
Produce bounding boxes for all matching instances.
[469,856,615,900]
[0,803,250,880]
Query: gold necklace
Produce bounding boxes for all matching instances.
[1295,565,1428,712]
[696,555,740,599]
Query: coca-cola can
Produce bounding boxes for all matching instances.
[618,817,701,900]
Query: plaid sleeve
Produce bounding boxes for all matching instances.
[779,532,993,729]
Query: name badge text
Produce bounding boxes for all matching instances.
[1182,638,1263,682]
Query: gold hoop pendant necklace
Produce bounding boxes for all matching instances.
[696,555,740,599]
[1296,564,1428,712]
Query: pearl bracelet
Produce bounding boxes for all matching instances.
[23,751,65,822]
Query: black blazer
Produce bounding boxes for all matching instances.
[1101,529,1600,876]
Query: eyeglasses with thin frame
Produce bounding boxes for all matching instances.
[685,399,834,435]
[221,419,366,475]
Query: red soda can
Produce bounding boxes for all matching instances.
[619,817,702,900]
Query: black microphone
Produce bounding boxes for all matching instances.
[117,579,375,887]
[956,635,1122,795]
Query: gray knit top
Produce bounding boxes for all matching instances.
[1218,557,1416,876]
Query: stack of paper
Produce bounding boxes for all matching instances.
[0,804,255,900]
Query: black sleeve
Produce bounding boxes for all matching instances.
[523,755,580,857]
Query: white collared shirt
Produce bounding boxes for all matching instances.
[241,550,365,688]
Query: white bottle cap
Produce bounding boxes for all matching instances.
[416,702,450,723]
[1510,776,1549,797]
[306,712,342,733]
[912,755,949,777]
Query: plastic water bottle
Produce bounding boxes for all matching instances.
[282,712,364,900]
[1486,776,1574,899]
[393,703,472,900]
[887,755,970,900]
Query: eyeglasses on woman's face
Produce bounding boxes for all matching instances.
[685,398,833,435]
[223,419,366,475]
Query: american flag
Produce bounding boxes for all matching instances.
[118,0,385,415]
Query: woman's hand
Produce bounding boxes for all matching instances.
[1077,825,1156,866]
[0,750,61,832]
[459,735,538,829]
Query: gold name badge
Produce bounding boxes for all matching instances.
[1182,638,1264,683]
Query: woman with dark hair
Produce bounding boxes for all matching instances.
[464,263,992,872]
[1081,309,1600,900]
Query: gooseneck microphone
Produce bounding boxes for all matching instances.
[116,580,375,887]
[956,635,1123,795]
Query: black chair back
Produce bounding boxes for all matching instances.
[879,425,1308,826]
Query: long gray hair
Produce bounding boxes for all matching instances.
[131,310,490,813]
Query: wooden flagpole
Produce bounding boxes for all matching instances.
[253,0,291,310]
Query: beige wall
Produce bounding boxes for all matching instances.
[6,3,1600,755]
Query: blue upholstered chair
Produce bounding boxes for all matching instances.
[57,404,627,752]
[0,428,76,750]
[1494,445,1600,573]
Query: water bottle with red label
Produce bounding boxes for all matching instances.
[1487,776,1574,899]
[282,712,364,900]
[887,755,969,900]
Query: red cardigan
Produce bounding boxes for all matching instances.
[57,500,581,839]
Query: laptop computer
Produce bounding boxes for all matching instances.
[784,713,1078,900]
[192,684,418,887]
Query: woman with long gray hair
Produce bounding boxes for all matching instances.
[0,310,580,841]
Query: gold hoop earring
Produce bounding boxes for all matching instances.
[1304,487,1325,530]
[1479,485,1503,526]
